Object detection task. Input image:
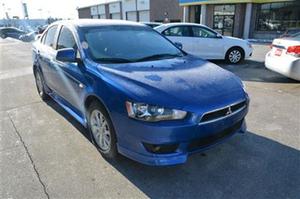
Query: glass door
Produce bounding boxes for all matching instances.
[213,5,235,36]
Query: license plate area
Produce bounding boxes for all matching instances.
[274,48,282,56]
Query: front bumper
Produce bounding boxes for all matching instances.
[113,99,249,166]
[118,119,247,166]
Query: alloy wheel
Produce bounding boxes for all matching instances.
[90,110,111,152]
[229,50,242,63]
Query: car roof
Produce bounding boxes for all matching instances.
[155,22,212,32]
[51,19,146,28]
[160,22,207,27]
[143,22,162,25]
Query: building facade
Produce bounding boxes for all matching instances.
[179,0,300,39]
[77,0,183,23]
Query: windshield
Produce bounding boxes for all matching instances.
[291,32,300,38]
[82,25,184,63]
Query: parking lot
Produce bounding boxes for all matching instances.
[0,38,299,199]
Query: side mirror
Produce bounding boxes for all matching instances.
[216,33,223,39]
[56,48,76,62]
[174,42,183,49]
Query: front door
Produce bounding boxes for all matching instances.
[190,26,224,59]
[53,25,87,115]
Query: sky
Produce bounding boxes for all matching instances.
[0,0,101,19]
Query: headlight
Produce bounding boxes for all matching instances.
[125,101,187,122]
[242,82,247,93]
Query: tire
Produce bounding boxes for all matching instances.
[225,47,244,64]
[87,101,118,160]
[34,68,49,101]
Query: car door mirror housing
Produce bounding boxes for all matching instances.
[174,42,183,49]
[56,48,76,62]
[216,33,223,39]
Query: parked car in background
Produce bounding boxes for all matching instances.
[19,31,37,42]
[280,28,300,38]
[142,22,162,28]
[265,33,300,81]
[32,19,249,166]
[37,25,48,34]
[155,23,253,64]
[0,27,26,39]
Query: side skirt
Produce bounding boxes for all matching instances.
[48,92,88,128]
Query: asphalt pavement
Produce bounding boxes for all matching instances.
[0,38,299,199]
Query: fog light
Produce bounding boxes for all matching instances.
[143,143,179,154]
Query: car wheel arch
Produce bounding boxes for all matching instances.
[225,46,245,59]
[84,94,118,142]
[84,95,111,118]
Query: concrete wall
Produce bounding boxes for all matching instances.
[150,0,183,22]
[78,7,91,19]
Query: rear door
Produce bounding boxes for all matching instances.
[38,25,59,91]
[190,26,224,59]
[162,26,194,54]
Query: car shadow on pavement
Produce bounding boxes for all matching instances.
[45,100,91,141]
[45,98,300,199]
[109,132,300,199]
[211,60,299,84]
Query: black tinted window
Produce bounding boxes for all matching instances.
[57,26,77,50]
[192,26,217,38]
[44,25,58,48]
[163,26,191,37]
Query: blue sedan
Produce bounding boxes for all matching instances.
[32,19,249,166]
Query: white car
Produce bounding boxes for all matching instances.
[155,23,253,64]
[265,33,300,81]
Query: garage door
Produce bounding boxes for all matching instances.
[126,11,137,21]
[139,10,150,22]
[111,13,121,19]
[99,14,106,19]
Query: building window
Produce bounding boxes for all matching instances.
[255,2,300,31]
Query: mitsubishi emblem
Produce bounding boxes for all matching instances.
[226,107,232,115]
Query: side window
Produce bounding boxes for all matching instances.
[163,26,191,37]
[44,25,58,48]
[192,26,217,38]
[57,26,77,50]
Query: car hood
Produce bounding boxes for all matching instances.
[223,36,248,44]
[97,56,246,113]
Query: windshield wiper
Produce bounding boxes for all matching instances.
[95,57,133,64]
[135,53,183,62]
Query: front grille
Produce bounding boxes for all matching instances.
[188,120,243,152]
[200,100,246,123]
